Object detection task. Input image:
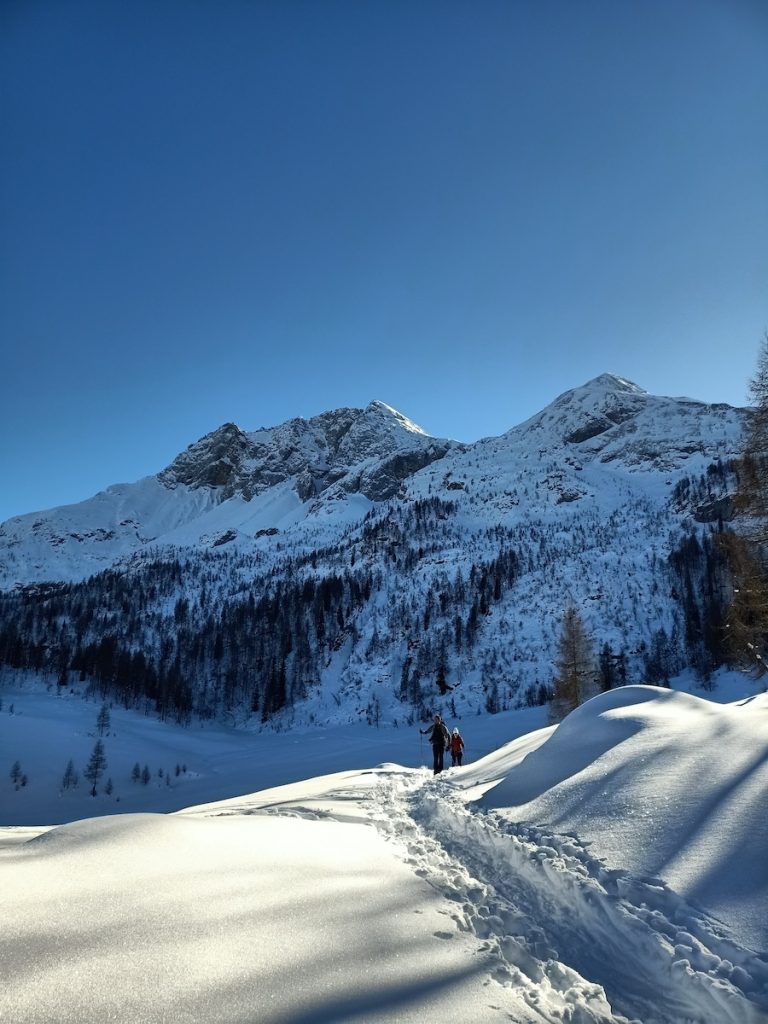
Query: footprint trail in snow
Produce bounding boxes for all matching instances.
[368,769,768,1024]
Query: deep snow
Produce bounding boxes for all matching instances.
[2,681,767,1024]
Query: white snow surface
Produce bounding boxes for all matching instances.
[2,684,767,1024]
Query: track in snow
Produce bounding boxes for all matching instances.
[368,770,768,1024]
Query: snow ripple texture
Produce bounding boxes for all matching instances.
[369,771,768,1024]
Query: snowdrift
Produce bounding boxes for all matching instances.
[478,685,768,952]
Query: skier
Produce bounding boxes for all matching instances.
[420,714,450,775]
[449,727,465,767]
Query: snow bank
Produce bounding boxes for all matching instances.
[478,686,768,952]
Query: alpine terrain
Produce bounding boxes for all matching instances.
[2,374,767,1024]
[0,374,746,727]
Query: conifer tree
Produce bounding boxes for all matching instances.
[96,703,111,736]
[84,740,107,796]
[598,642,616,691]
[62,759,78,790]
[550,606,595,722]
[724,335,768,675]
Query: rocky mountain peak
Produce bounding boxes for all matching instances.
[158,422,251,491]
[363,400,428,436]
[158,402,455,504]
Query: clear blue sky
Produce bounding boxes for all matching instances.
[1,0,766,522]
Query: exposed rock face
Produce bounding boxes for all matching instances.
[355,443,457,501]
[159,402,461,503]
[158,423,251,492]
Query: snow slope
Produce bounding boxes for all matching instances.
[478,685,768,954]
[2,685,767,1024]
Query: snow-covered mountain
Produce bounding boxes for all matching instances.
[0,400,459,586]
[0,375,748,729]
[0,375,743,589]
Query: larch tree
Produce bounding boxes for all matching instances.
[724,334,768,677]
[550,606,596,723]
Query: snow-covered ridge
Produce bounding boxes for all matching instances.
[160,399,443,500]
[507,373,742,468]
[0,400,458,586]
[0,375,747,589]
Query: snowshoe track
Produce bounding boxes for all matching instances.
[370,771,768,1024]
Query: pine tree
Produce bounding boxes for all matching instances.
[550,606,595,722]
[10,760,22,786]
[131,762,141,783]
[84,740,107,796]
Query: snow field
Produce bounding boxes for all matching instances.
[2,683,767,1023]
[0,797,550,1024]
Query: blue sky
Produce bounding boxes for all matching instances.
[1,0,766,522]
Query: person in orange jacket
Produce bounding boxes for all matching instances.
[449,727,465,767]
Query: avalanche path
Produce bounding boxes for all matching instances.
[365,769,768,1024]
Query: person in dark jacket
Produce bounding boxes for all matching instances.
[449,727,465,767]
[420,714,450,775]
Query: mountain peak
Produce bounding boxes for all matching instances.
[580,374,646,395]
[364,400,428,437]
